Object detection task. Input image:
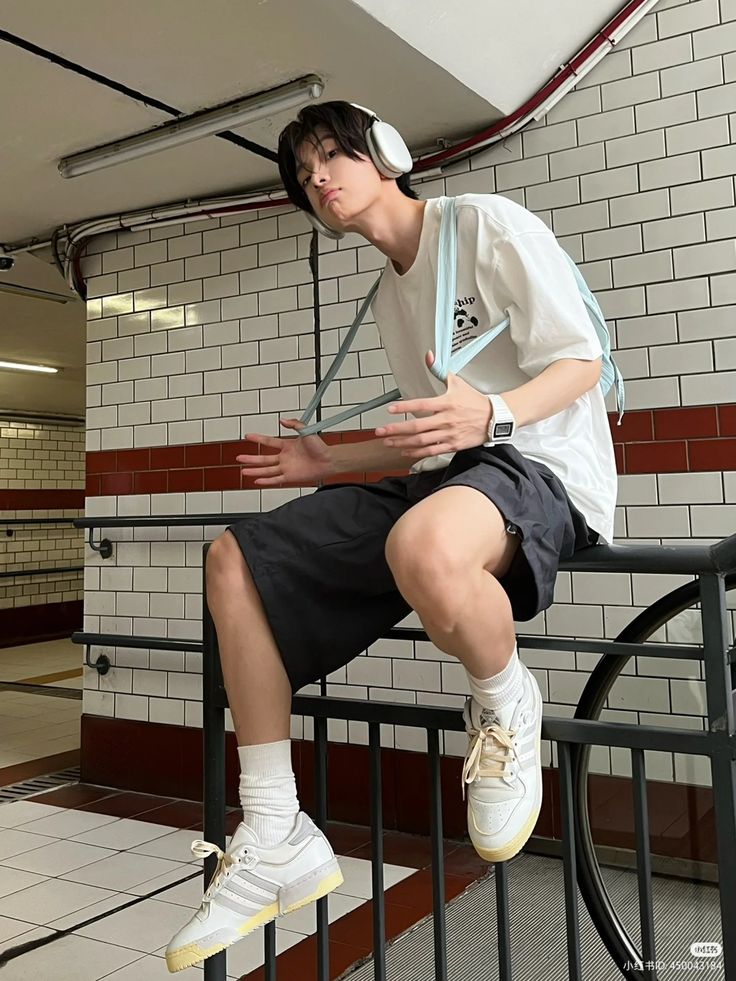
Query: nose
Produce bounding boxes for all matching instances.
[308,161,331,191]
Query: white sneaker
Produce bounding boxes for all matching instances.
[461,661,543,863]
[165,811,343,973]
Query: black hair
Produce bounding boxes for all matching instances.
[277,100,418,215]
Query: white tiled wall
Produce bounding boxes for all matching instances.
[0,420,84,609]
[81,0,736,786]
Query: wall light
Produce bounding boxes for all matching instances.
[0,361,59,374]
[59,75,324,179]
[0,283,73,304]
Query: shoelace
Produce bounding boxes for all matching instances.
[461,722,517,800]
[190,839,252,902]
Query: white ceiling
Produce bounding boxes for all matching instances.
[0,0,621,418]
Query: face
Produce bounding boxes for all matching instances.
[295,127,383,229]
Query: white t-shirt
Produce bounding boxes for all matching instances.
[370,193,618,543]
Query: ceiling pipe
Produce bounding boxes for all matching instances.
[4,0,658,295]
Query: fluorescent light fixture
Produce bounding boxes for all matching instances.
[0,360,59,374]
[0,283,73,304]
[59,75,324,179]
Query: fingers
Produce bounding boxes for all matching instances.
[235,454,279,465]
[391,431,448,451]
[376,416,439,439]
[401,442,454,460]
[238,464,282,478]
[243,434,283,450]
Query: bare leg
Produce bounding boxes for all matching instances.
[386,487,521,678]
[206,530,291,745]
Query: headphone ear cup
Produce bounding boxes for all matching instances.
[305,210,344,240]
[365,121,413,179]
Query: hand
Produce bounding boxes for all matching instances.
[374,351,493,460]
[236,419,334,486]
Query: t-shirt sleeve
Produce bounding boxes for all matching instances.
[491,230,604,378]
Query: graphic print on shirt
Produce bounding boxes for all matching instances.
[452,294,484,355]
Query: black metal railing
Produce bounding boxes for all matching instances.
[72,518,736,981]
[0,566,83,579]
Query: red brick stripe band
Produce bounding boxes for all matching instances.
[82,405,736,496]
[0,489,85,510]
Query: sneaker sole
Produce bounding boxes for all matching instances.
[165,865,344,973]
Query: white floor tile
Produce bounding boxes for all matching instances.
[0,866,48,899]
[0,932,141,980]
[151,874,204,910]
[48,894,136,932]
[150,924,307,978]
[221,924,306,977]
[74,897,193,954]
[278,889,364,934]
[124,865,201,898]
[97,952,202,979]
[128,829,201,864]
[0,924,56,948]
[14,808,118,838]
[0,914,40,944]
[0,877,117,926]
[332,855,415,899]
[61,852,191,891]
[0,801,66,828]
[71,818,175,851]
[2,839,116,876]
[0,828,58,860]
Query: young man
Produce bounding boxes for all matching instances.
[166,101,617,972]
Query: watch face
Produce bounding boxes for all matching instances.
[493,421,513,439]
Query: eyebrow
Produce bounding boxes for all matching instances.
[296,135,335,177]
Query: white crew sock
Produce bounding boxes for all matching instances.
[466,644,524,714]
[237,740,300,847]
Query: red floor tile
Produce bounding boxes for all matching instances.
[129,799,205,830]
[77,791,175,819]
[30,783,120,808]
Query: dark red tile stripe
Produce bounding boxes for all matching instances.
[84,404,736,495]
[0,489,85,510]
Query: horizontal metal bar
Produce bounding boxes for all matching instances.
[545,716,716,755]
[560,536,736,575]
[0,566,83,580]
[74,514,257,530]
[72,631,203,653]
[72,516,736,574]
[292,694,722,754]
[518,635,703,661]
[384,627,703,661]
[71,633,730,755]
[0,518,77,526]
[0,681,82,700]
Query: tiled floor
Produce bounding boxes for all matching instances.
[0,783,490,980]
[0,638,82,770]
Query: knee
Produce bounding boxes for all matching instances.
[385,520,467,630]
[206,531,246,591]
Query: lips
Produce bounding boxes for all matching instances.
[321,190,339,205]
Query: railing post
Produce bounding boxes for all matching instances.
[202,543,227,981]
[699,573,736,980]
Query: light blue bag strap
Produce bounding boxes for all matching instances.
[559,249,625,424]
[298,277,389,436]
[431,197,510,381]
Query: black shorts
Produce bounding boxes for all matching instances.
[226,444,599,694]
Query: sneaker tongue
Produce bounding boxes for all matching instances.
[477,702,516,732]
[229,821,260,850]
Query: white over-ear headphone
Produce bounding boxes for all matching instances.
[304,103,413,240]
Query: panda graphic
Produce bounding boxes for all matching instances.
[451,296,482,355]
